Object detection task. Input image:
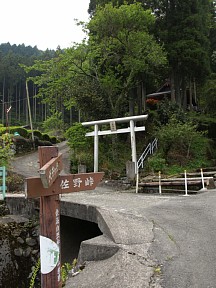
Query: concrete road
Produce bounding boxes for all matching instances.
[145,191,216,288]
[63,188,216,288]
[10,141,70,177]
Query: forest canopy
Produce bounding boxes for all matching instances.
[0,0,216,127]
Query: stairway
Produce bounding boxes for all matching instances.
[137,138,157,171]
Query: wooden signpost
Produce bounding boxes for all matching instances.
[25,146,104,288]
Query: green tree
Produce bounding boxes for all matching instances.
[42,111,64,137]
[65,123,93,169]
[25,3,167,120]
[87,2,167,117]
[200,73,216,114]
[152,0,212,108]
[0,43,55,125]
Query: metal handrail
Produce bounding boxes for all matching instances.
[137,138,158,170]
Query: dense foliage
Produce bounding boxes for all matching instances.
[1,1,216,176]
[1,1,216,125]
[0,133,14,167]
[65,123,93,172]
[148,115,212,174]
[0,43,58,126]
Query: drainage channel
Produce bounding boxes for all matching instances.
[60,215,102,264]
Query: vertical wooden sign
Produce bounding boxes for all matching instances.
[38,146,62,288]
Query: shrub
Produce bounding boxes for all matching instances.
[0,134,14,167]
[0,126,28,137]
[12,127,29,138]
[0,127,6,135]
[65,123,90,151]
[34,136,53,147]
[155,116,210,170]
[147,153,166,173]
[32,130,43,139]
[6,172,24,192]
[42,133,51,142]
[42,111,64,137]
[65,123,93,171]
[156,98,187,125]
[12,135,33,153]
[50,136,58,144]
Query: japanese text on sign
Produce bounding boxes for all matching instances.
[55,208,61,282]
[60,179,69,190]
[49,162,59,184]
[59,176,95,190]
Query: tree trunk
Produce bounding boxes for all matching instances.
[193,78,197,107]
[170,70,176,102]
[142,82,146,112]
[129,89,135,116]
[189,77,193,111]
[137,85,142,115]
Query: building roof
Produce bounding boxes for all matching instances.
[147,90,171,99]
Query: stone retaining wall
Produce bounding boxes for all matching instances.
[0,202,40,288]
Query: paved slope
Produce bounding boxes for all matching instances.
[10,141,70,177]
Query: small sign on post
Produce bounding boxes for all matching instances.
[39,153,63,188]
[25,146,104,288]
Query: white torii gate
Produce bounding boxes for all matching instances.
[82,114,148,174]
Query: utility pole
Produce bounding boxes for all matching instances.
[26,81,35,148]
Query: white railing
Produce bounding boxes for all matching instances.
[137,138,158,170]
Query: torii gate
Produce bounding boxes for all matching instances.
[82,114,148,174]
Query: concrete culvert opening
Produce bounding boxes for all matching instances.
[60,215,102,264]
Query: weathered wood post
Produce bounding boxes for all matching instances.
[25,146,104,288]
[39,146,62,287]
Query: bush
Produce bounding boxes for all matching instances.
[156,98,187,125]
[0,134,14,167]
[155,116,211,170]
[0,126,28,137]
[50,136,58,144]
[6,172,24,192]
[42,111,64,137]
[65,123,93,171]
[0,127,6,135]
[42,133,51,142]
[32,130,43,139]
[12,135,33,153]
[65,123,90,151]
[34,136,53,147]
[12,127,29,138]
[147,154,166,173]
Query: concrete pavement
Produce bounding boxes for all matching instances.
[62,187,216,288]
[10,141,71,177]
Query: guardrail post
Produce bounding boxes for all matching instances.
[184,170,188,196]
[201,168,205,189]
[159,171,162,195]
